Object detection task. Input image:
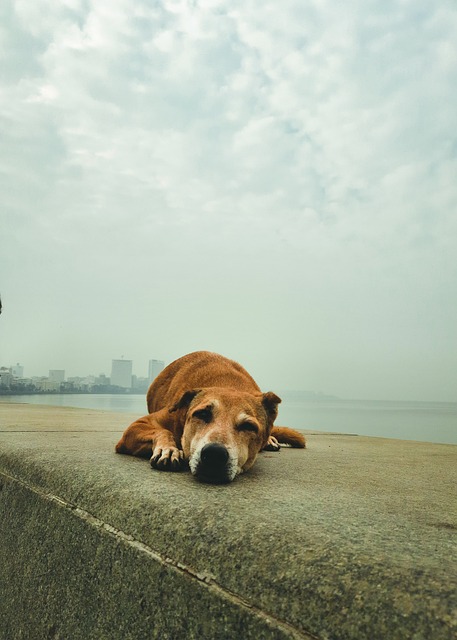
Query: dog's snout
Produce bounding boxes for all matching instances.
[195,443,232,483]
[200,443,229,467]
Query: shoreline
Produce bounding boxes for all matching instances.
[0,396,455,446]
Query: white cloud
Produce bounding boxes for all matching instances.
[1,0,456,399]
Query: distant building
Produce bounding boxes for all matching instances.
[95,374,110,386]
[14,377,33,387]
[12,363,24,378]
[49,370,65,383]
[148,359,164,382]
[34,378,60,391]
[132,376,149,393]
[0,368,13,387]
[111,359,132,389]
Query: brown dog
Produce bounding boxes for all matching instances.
[115,351,306,483]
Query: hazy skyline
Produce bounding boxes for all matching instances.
[1,1,456,402]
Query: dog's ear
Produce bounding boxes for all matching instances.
[261,392,282,424]
[169,389,201,413]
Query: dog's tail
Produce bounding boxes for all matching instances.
[271,426,306,448]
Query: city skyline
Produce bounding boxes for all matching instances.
[0,357,165,385]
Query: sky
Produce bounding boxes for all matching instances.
[1,0,456,402]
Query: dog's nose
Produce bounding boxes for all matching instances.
[200,443,229,468]
[196,443,232,483]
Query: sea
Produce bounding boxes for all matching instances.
[1,393,456,445]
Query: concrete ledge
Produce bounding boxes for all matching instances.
[0,403,456,639]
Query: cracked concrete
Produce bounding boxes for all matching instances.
[0,402,456,640]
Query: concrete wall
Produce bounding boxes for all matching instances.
[1,403,456,639]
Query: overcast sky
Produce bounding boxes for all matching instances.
[1,0,456,401]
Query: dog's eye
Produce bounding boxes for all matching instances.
[237,421,259,433]
[193,408,212,423]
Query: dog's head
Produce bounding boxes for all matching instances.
[169,387,281,483]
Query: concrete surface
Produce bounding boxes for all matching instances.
[0,402,456,640]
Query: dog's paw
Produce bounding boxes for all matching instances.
[263,435,281,452]
[150,446,186,471]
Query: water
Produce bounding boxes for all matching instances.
[1,393,456,445]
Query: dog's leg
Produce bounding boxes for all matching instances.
[262,427,307,450]
[149,429,186,472]
[269,426,307,449]
[263,435,281,451]
[115,412,185,471]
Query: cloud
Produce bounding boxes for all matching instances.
[1,0,456,399]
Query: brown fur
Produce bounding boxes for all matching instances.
[115,351,306,483]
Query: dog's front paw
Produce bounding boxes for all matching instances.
[150,446,186,471]
[263,435,281,452]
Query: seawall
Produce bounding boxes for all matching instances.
[0,403,456,639]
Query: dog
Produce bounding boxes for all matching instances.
[115,351,306,483]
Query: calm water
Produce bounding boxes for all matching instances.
[1,393,456,445]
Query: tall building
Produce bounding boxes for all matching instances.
[49,370,65,383]
[111,359,132,389]
[148,359,164,382]
[12,363,24,378]
[0,368,13,387]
